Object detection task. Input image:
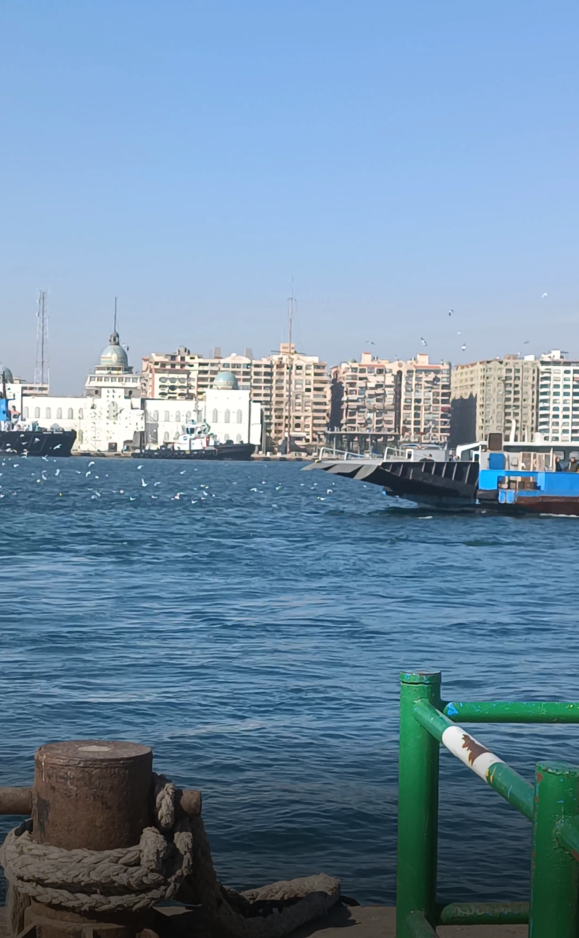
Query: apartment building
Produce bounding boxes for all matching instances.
[269,343,329,447]
[536,351,579,443]
[330,352,451,446]
[451,355,539,446]
[141,343,329,446]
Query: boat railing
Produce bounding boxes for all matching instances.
[397,669,579,937]
[317,444,405,461]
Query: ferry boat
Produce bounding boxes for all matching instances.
[307,435,579,515]
[0,391,76,457]
[134,414,255,462]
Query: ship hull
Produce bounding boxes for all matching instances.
[134,443,256,461]
[0,429,76,457]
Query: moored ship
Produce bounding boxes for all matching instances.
[133,412,255,461]
[0,376,76,456]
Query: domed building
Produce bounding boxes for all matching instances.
[212,370,239,391]
[96,329,131,375]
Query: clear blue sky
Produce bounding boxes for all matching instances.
[1,1,578,393]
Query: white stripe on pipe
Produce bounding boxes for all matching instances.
[441,725,504,781]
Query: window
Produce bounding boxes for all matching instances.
[175,411,181,422]
[237,409,243,423]
[24,407,29,419]
[164,411,170,421]
[68,408,74,419]
[224,410,230,423]
[57,408,62,419]
[78,409,83,419]
[34,407,40,418]
[186,411,192,421]
[212,409,218,423]
[236,434,242,442]
[164,431,170,442]
[153,410,159,422]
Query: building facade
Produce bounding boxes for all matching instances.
[451,355,540,446]
[141,343,329,447]
[329,351,451,446]
[536,351,579,443]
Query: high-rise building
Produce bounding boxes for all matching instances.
[536,351,579,443]
[451,355,539,446]
[329,352,451,447]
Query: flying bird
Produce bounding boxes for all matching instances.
[448,309,454,316]
[420,337,427,346]
[461,344,467,351]
[541,292,548,298]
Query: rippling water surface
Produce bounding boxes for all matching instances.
[0,455,578,905]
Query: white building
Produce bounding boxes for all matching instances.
[5,331,261,453]
[536,351,579,443]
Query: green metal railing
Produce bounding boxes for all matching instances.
[397,671,579,938]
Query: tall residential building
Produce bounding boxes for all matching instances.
[451,355,539,446]
[269,343,329,447]
[141,343,329,447]
[536,351,579,443]
[329,352,451,446]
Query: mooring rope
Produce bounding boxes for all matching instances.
[0,774,192,913]
[0,772,341,935]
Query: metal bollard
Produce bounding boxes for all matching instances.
[0,740,202,938]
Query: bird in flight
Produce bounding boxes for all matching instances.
[461,344,467,351]
[448,309,454,316]
[541,292,548,298]
[420,337,427,346]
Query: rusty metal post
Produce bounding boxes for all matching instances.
[26,740,154,938]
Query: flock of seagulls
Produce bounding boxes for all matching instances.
[0,459,337,506]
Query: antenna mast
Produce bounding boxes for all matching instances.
[114,296,118,333]
[34,290,49,388]
[286,283,294,451]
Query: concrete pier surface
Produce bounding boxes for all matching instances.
[0,903,528,936]
[290,906,526,937]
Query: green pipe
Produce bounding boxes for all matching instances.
[438,901,528,925]
[444,701,579,723]
[396,672,441,938]
[530,761,579,938]
[557,816,579,863]
[414,700,534,820]
[405,912,437,937]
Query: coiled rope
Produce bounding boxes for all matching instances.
[0,774,192,913]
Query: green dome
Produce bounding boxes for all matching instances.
[100,331,129,370]
[213,370,239,390]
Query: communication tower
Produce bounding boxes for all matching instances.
[34,290,49,387]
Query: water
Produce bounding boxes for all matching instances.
[0,456,578,906]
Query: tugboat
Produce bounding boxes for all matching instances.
[134,412,255,462]
[307,433,579,516]
[0,370,76,457]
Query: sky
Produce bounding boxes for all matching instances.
[0,1,578,393]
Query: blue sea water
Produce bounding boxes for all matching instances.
[0,455,578,906]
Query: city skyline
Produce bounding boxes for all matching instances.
[1,1,578,393]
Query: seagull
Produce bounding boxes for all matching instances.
[365,340,376,345]
[523,340,530,345]
[420,337,428,346]
[461,344,467,351]
[141,478,148,487]
[137,464,143,469]
[448,309,454,316]
[54,444,62,451]
[541,292,548,298]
